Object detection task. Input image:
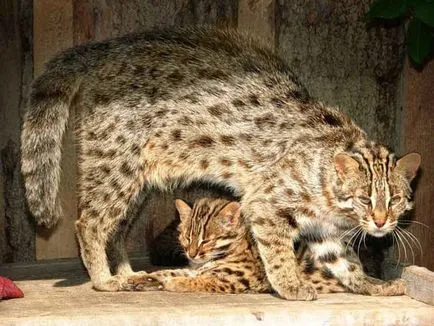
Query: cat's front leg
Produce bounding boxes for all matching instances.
[308,239,406,296]
[242,199,317,301]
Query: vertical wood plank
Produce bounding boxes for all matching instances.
[238,0,275,48]
[33,0,78,259]
[0,0,35,263]
[402,59,434,271]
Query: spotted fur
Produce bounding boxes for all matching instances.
[143,198,346,294]
[21,28,419,299]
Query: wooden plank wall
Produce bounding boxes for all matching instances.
[0,0,34,262]
[33,0,77,260]
[403,59,434,271]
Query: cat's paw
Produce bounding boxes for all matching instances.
[123,272,164,291]
[382,279,407,296]
[278,283,318,301]
[93,275,124,292]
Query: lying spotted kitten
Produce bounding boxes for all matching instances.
[143,198,351,294]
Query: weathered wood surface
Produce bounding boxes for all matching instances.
[1,259,433,326]
[0,0,34,262]
[276,0,405,150]
[33,0,78,260]
[402,265,434,306]
[402,58,434,271]
[238,0,275,46]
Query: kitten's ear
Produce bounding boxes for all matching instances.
[175,199,192,223]
[219,202,241,227]
[334,153,360,180]
[395,152,421,182]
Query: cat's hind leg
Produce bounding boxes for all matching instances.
[106,220,134,276]
[76,127,151,291]
[106,192,149,276]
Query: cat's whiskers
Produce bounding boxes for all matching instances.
[362,230,368,249]
[391,232,401,268]
[345,226,363,253]
[339,225,361,241]
[397,226,423,259]
[400,227,423,257]
[395,227,415,265]
[399,219,431,230]
[393,229,408,264]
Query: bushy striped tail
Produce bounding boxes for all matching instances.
[21,66,80,227]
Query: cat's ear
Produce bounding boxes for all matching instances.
[175,199,192,223]
[395,152,421,182]
[219,202,241,227]
[334,153,360,180]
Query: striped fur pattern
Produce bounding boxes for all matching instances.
[143,198,345,294]
[21,28,420,300]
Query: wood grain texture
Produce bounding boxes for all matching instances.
[73,0,238,45]
[402,58,434,271]
[0,0,34,263]
[1,259,433,325]
[276,0,405,150]
[402,265,434,306]
[33,0,78,260]
[238,0,275,47]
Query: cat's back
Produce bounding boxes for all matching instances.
[48,27,296,78]
[41,27,307,110]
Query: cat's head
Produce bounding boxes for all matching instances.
[333,148,421,237]
[175,198,243,265]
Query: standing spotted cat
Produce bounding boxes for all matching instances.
[144,198,347,294]
[21,28,420,300]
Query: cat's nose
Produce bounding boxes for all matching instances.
[187,247,198,258]
[373,208,387,228]
[374,219,385,228]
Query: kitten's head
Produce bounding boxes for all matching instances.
[175,198,243,265]
[333,148,421,237]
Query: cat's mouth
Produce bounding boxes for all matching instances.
[365,223,393,238]
[368,228,389,238]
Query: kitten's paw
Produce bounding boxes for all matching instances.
[279,284,318,301]
[123,272,164,291]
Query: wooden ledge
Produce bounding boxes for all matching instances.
[1,258,433,326]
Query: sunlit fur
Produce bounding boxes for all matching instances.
[178,198,246,265]
[143,198,348,294]
[21,27,419,297]
[332,145,419,238]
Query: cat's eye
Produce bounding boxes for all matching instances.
[357,196,371,205]
[390,195,401,206]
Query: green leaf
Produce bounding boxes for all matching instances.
[405,0,426,8]
[415,3,434,27]
[366,0,407,19]
[407,18,432,63]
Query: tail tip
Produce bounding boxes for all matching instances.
[32,207,63,229]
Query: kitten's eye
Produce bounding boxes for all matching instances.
[390,195,402,206]
[200,240,210,247]
[357,196,371,205]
